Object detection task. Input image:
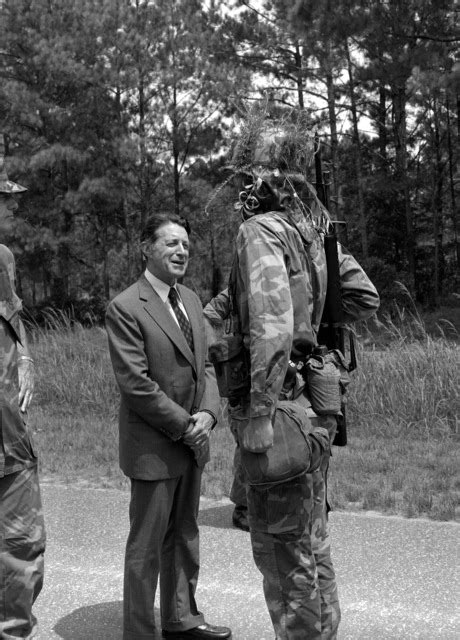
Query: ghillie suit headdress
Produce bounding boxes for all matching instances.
[206,106,331,235]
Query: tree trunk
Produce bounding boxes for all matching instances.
[392,83,415,289]
[432,96,444,306]
[325,68,338,218]
[172,80,181,216]
[446,92,459,270]
[378,81,388,170]
[51,156,71,301]
[318,35,348,245]
[101,220,110,301]
[294,43,304,110]
[345,40,368,259]
[43,267,49,300]
[138,74,148,231]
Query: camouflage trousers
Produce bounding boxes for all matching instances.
[230,407,341,640]
[247,466,340,640]
[230,405,340,639]
[309,466,341,640]
[0,465,46,639]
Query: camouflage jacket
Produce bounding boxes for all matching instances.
[0,244,34,477]
[204,212,379,419]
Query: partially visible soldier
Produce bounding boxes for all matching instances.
[203,304,248,532]
[202,296,249,531]
[0,134,45,640]
[204,116,380,640]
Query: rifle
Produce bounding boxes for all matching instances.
[314,138,355,446]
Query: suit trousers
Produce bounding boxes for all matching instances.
[123,462,205,640]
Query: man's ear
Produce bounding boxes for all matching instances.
[140,241,151,259]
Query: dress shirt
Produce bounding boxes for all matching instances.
[144,269,191,328]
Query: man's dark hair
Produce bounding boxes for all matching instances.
[140,213,191,244]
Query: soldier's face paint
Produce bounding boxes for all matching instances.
[143,222,190,286]
[266,174,310,203]
[237,174,284,218]
[0,193,18,234]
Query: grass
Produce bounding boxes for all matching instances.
[27,308,460,521]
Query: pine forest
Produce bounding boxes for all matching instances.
[0,0,459,323]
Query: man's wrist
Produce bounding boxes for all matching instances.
[181,422,194,439]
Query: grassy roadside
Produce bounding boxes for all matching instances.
[29,311,460,521]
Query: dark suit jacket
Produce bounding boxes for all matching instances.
[105,275,219,480]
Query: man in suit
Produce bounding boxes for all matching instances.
[106,213,231,640]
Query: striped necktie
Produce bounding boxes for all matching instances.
[168,287,194,351]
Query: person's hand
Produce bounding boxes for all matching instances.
[18,358,35,412]
[182,413,213,467]
[242,415,274,453]
[182,411,214,448]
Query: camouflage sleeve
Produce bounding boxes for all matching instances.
[203,288,230,327]
[0,244,17,288]
[236,219,293,418]
[203,288,231,353]
[0,245,22,328]
[338,244,380,323]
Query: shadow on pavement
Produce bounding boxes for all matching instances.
[53,601,123,639]
[198,503,235,529]
[53,601,159,640]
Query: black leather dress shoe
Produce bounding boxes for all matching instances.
[232,505,250,532]
[162,622,232,639]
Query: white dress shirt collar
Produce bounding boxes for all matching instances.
[144,269,177,303]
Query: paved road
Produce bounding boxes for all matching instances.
[33,485,459,640]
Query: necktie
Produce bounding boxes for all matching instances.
[168,287,194,351]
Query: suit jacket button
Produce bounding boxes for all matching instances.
[192,406,198,413]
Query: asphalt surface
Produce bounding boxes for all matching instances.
[32,484,459,640]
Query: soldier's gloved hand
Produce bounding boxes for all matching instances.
[315,414,338,440]
[242,415,274,453]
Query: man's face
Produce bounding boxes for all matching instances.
[0,193,18,234]
[144,222,190,285]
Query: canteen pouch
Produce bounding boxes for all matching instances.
[304,349,348,415]
[240,400,330,486]
[209,334,250,401]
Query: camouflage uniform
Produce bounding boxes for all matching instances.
[205,210,379,640]
[0,245,45,640]
[202,299,247,512]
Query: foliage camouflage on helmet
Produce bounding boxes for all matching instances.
[230,107,316,178]
[204,106,324,227]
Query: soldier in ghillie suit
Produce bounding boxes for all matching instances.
[204,112,379,640]
[0,134,45,640]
